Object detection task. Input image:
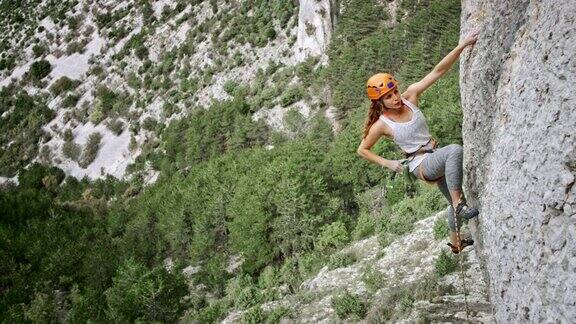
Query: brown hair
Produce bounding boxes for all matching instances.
[362,99,384,138]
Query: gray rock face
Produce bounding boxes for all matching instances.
[459,1,576,322]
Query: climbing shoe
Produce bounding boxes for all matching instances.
[455,202,479,220]
[447,238,474,254]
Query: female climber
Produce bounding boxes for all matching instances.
[357,30,480,254]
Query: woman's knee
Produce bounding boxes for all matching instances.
[446,144,463,157]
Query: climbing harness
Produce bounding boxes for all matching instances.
[404,137,438,160]
[406,137,441,184]
[390,137,440,197]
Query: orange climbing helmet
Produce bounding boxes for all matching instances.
[366,73,398,100]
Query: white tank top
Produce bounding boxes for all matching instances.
[378,99,433,172]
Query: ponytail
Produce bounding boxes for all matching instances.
[362,100,383,138]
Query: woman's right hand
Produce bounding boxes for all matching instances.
[461,28,479,47]
[386,160,405,173]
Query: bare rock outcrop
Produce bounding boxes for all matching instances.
[460,1,576,322]
[295,0,334,62]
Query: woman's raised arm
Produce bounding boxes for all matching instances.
[403,30,479,101]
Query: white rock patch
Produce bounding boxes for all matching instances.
[45,122,133,180]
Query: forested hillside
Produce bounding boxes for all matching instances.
[1,0,469,322]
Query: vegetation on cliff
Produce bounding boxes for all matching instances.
[1,0,464,322]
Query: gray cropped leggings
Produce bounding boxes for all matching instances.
[411,144,464,231]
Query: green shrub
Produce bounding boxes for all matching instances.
[236,285,260,310]
[243,306,264,324]
[126,72,141,89]
[162,102,177,118]
[265,60,281,76]
[0,88,55,175]
[279,85,304,107]
[134,45,149,61]
[79,132,102,168]
[29,60,52,80]
[328,252,357,270]
[129,135,138,152]
[32,44,47,58]
[378,231,399,249]
[232,51,244,66]
[297,251,326,278]
[376,204,413,246]
[391,183,445,220]
[377,183,446,249]
[66,41,85,55]
[361,265,386,293]
[332,291,366,320]
[398,294,415,313]
[385,175,407,206]
[435,249,458,277]
[22,164,65,191]
[195,254,230,296]
[223,80,238,95]
[305,21,316,36]
[89,105,104,124]
[250,86,279,110]
[258,266,279,290]
[381,211,414,237]
[352,212,376,240]
[265,27,276,39]
[89,64,104,78]
[279,258,301,292]
[24,291,59,323]
[0,55,16,71]
[283,108,305,135]
[62,140,81,161]
[62,94,80,107]
[104,259,188,322]
[141,117,157,131]
[433,216,449,240]
[225,274,260,309]
[315,221,349,251]
[296,57,319,85]
[63,128,74,141]
[68,12,84,29]
[95,85,118,114]
[106,119,125,135]
[266,307,291,324]
[50,76,80,96]
[195,301,227,324]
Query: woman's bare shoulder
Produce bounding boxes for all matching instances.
[371,117,393,139]
[401,93,419,107]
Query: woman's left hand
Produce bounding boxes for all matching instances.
[461,28,479,47]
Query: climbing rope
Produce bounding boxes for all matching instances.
[453,207,471,322]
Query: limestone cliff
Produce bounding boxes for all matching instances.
[295,0,334,63]
[460,1,575,322]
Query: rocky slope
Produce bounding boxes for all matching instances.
[220,210,494,323]
[460,1,575,322]
[0,0,335,183]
